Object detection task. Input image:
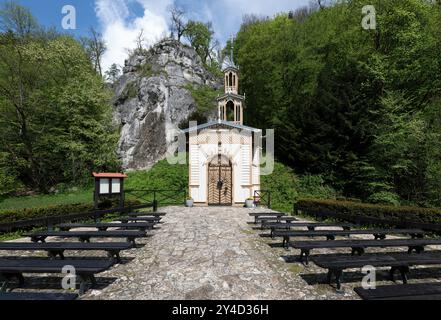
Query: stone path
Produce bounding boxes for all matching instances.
[83,206,353,300]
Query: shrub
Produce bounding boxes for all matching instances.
[0,199,140,224]
[296,199,441,225]
[367,191,401,206]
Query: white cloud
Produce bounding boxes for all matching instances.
[95,0,172,72]
[95,0,311,72]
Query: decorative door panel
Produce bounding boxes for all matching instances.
[208,163,233,206]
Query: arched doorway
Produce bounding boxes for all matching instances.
[208,155,233,206]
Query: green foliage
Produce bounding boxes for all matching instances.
[0,188,93,211]
[184,84,222,125]
[183,20,214,63]
[125,159,189,191]
[0,4,121,193]
[296,198,441,226]
[124,81,139,100]
[367,191,401,206]
[136,62,154,78]
[261,162,336,213]
[234,0,441,207]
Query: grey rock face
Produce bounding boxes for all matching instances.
[113,39,221,170]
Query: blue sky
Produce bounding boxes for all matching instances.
[4,0,311,71]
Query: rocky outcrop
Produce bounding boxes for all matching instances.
[113,39,221,170]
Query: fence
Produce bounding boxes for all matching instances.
[124,189,187,211]
[254,190,271,209]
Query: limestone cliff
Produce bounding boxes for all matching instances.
[113,39,221,170]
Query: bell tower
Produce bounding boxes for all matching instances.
[217,37,245,125]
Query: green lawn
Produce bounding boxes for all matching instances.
[0,188,93,211]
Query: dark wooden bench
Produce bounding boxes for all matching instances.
[0,258,114,295]
[354,283,441,300]
[313,252,441,290]
[291,239,441,265]
[57,222,154,232]
[128,212,166,217]
[27,230,147,245]
[273,229,425,249]
[0,242,133,263]
[117,217,161,224]
[0,292,78,300]
[248,212,284,223]
[264,222,353,237]
[256,217,298,228]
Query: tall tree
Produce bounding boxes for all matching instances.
[81,27,106,77]
[168,4,187,42]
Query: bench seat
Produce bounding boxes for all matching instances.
[0,242,133,263]
[354,283,441,300]
[57,222,154,232]
[128,212,166,217]
[273,229,425,248]
[0,292,78,300]
[313,252,441,290]
[27,230,147,245]
[292,239,441,264]
[117,217,161,223]
[0,258,114,295]
[265,222,353,237]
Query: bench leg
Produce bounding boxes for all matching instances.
[351,247,365,256]
[282,236,290,249]
[374,234,386,240]
[300,249,311,265]
[326,235,336,241]
[307,226,316,232]
[48,250,65,259]
[79,237,91,243]
[108,250,122,263]
[31,236,46,243]
[98,227,108,231]
[127,237,136,246]
[327,269,343,290]
[408,246,425,254]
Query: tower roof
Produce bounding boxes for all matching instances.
[222,56,238,72]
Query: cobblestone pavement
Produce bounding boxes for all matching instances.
[82,206,354,300]
[6,206,441,300]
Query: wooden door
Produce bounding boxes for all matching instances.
[208,163,232,206]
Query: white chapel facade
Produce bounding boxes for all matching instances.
[185,57,261,206]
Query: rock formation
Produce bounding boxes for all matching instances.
[113,39,221,170]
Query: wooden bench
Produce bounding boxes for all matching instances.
[0,292,78,300]
[117,217,161,224]
[0,258,114,295]
[57,222,154,232]
[0,242,133,263]
[264,222,353,237]
[128,212,166,217]
[27,230,147,245]
[256,217,298,229]
[313,252,441,290]
[273,229,425,249]
[291,239,441,265]
[354,283,441,300]
[248,212,284,224]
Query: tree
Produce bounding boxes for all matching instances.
[184,20,214,63]
[168,4,187,42]
[0,1,37,37]
[81,27,106,77]
[105,63,121,84]
[0,3,120,192]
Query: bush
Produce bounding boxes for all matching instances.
[0,199,140,224]
[367,191,401,206]
[296,199,441,225]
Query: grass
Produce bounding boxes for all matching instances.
[0,188,93,212]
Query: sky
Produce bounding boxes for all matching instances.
[6,0,311,72]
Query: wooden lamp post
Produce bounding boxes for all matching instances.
[92,173,128,209]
